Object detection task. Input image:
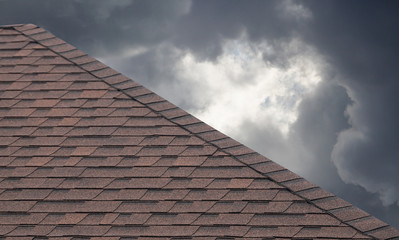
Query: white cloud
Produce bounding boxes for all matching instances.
[172,36,324,138]
[101,34,328,181]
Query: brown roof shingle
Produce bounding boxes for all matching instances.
[0,23,398,239]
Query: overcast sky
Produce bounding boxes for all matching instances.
[1,0,399,228]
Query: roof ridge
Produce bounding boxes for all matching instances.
[8,23,399,239]
[0,23,25,28]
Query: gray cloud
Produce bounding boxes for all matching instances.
[230,79,399,226]
[332,81,399,206]
[299,1,399,207]
[173,0,399,210]
[170,0,399,225]
[288,80,351,186]
[172,0,309,61]
[2,0,399,228]
[0,0,192,56]
[101,43,204,112]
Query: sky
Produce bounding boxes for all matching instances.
[1,0,399,228]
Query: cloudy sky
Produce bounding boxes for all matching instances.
[2,0,399,228]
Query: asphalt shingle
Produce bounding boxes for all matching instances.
[0,23,398,239]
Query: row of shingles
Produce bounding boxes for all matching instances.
[157,77,399,237]
[0,23,153,237]
[17,77,125,232]
[0,22,84,166]
[28,35,151,238]
[0,25,38,160]
[65,119,214,238]
[1,26,55,236]
[94,152,360,240]
[7,68,127,223]
[75,128,197,238]
[0,26,332,240]
[193,155,359,239]
[13,24,203,172]
[115,84,380,237]
[80,69,303,238]
[24,26,384,240]
[242,152,373,239]
[2,23,120,180]
[0,26,54,236]
[0,25,30,181]
[241,146,398,237]
[8,24,223,237]
[0,25,59,237]
[92,144,308,239]
[86,132,261,238]
[99,57,393,239]
[7,23,209,237]
[51,70,274,238]
[0,24,127,238]
[13,25,371,239]
[3,24,152,238]
[34,28,273,237]
[124,143,268,239]
[165,115,378,239]
[10,25,144,184]
[103,85,373,239]
[180,120,398,237]
[9,24,374,239]
[50,62,356,237]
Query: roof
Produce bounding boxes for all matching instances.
[0,23,398,239]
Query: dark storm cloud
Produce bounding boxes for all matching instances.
[288,78,399,227]
[106,45,201,111]
[288,80,351,187]
[176,0,399,209]
[302,1,399,86]
[173,0,309,61]
[298,0,399,207]
[0,0,191,56]
[2,0,399,228]
[172,0,399,225]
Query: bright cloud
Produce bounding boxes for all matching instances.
[173,37,324,137]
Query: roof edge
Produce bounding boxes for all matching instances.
[0,23,25,28]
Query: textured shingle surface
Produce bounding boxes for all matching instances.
[0,24,398,239]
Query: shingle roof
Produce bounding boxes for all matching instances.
[0,23,398,239]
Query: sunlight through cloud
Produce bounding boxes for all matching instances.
[174,37,324,137]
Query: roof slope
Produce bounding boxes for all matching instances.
[0,24,398,239]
